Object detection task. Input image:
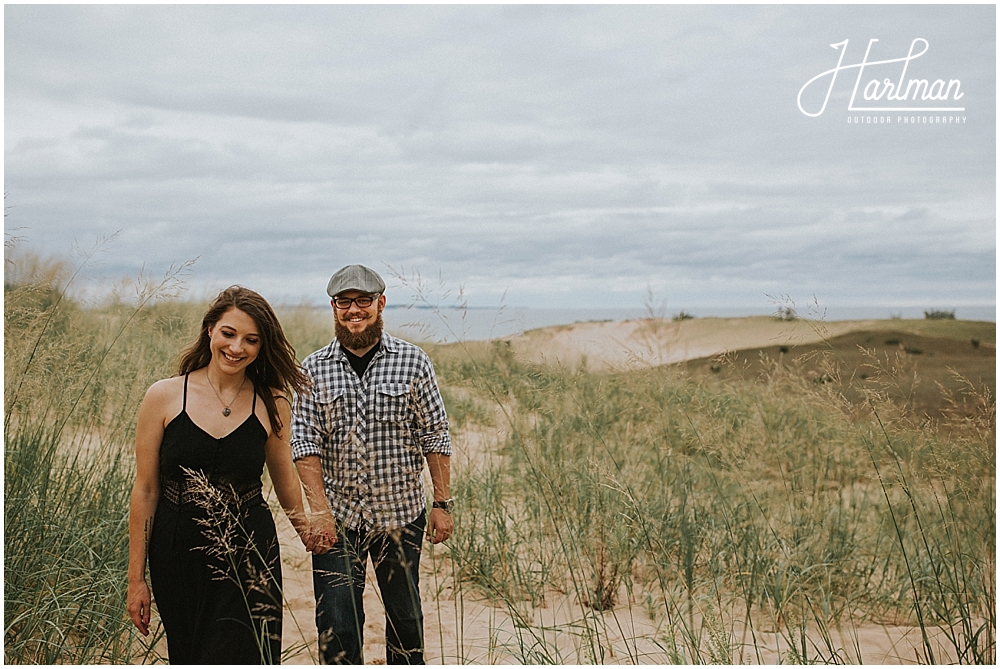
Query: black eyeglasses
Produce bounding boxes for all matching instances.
[332,294,379,309]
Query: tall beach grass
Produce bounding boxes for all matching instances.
[4,244,197,662]
[417,317,995,663]
[4,248,995,663]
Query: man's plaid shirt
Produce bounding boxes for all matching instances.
[291,331,451,532]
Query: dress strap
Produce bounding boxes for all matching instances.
[182,373,189,410]
[251,383,257,412]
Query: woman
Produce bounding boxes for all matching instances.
[127,286,320,664]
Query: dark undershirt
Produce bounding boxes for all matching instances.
[342,340,381,378]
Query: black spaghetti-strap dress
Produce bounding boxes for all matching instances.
[148,374,283,664]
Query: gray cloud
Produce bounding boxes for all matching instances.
[4,4,994,312]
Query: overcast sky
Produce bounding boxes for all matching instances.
[4,4,995,313]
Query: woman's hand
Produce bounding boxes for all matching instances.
[284,511,311,552]
[127,579,152,636]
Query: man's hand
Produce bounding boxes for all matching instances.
[426,507,453,544]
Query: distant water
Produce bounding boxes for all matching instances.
[381,305,996,344]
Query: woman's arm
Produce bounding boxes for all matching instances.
[126,381,167,636]
[264,395,318,552]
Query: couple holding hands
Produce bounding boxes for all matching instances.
[127,265,452,665]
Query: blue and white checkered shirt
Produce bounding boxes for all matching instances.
[291,332,451,532]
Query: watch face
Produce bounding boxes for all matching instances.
[435,499,453,512]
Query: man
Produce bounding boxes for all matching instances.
[291,264,453,665]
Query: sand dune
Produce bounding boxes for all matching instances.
[502,316,883,370]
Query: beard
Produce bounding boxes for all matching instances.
[335,312,384,351]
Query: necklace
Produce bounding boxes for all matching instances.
[208,375,246,417]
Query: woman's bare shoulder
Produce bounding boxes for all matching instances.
[143,376,184,405]
[136,376,185,431]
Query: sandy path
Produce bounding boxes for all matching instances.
[274,504,390,665]
[273,491,477,665]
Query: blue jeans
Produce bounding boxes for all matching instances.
[312,514,425,665]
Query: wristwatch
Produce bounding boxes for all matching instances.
[432,499,454,513]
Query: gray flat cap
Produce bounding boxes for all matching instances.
[326,265,386,297]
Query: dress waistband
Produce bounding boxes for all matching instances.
[161,478,264,513]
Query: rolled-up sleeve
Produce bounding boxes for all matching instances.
[291,364,324,461]
[412,357,452,456]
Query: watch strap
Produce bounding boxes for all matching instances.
[432,499,454,512]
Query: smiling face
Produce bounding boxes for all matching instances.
[207,307,261,374]
[332,290,386,353]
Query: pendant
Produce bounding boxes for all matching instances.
[222,407,231,417]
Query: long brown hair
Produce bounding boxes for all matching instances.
[177,286,310,434]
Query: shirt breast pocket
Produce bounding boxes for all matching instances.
[314,388,346,435]
[375,383,410,423]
